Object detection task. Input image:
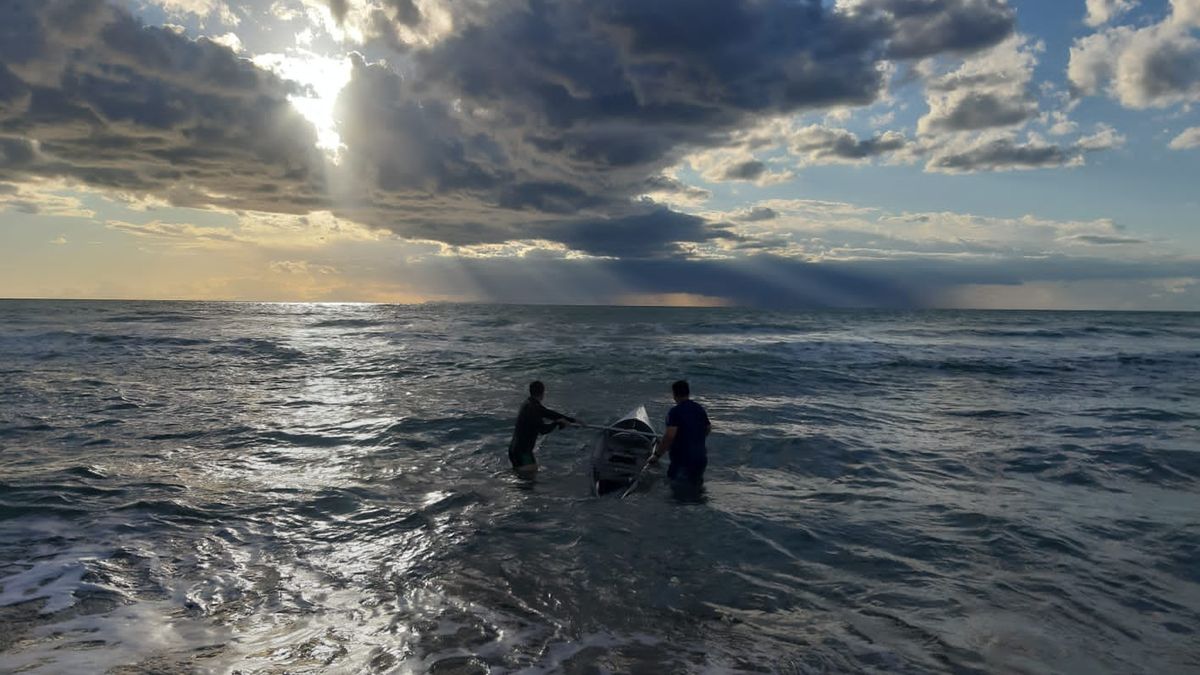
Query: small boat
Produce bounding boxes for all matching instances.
[591,406,658,496]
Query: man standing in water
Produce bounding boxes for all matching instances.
[652,380,711,490]
[508,380,578,474]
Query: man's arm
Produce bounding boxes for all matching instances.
[534,400,576,424]
[654,426,677,461]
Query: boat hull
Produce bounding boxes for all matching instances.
[591,406,657,496]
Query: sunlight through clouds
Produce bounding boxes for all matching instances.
[252,51,354,157]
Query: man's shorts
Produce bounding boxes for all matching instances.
[509,448,536,469]
[667,457,707,486]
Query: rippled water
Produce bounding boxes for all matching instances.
[1,300,1198,673]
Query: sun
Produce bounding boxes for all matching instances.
[253,50,353,158]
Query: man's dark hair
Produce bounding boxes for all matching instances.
[529,380,545,397]
[672,380,690,398]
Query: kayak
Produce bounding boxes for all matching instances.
[591,406,658,496]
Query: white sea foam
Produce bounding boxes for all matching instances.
[0,599,229,674]
[0,558,90,614]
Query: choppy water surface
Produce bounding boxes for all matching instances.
[1,301,1198,673]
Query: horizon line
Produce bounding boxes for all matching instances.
[0,296,1196,314]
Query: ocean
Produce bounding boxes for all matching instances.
[0,300,1197,674]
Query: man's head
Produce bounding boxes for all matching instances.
[672,380,690,402]
[529,380,545,400]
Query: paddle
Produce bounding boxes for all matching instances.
[620,449,659,499]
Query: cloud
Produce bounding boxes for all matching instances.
[0,180,97,218]
[0,0,1032,258]
[710,198,1157,265]
[920,122,1124,173]
[925,136,1074,172]
[269,259,338,274]
[104,208,381,249]
[404,0,1012,191]
[0,1,328,214]
[1085,0,1139,27]
[106,218,241,246]
[687,149,794,185]
[549,208,736,259]
[836,0,1015,58]
[1169,126,1200,149]
[638,175,711,206]
[207,32,243,53]
[148,0,241,27]
[920,91,1036,132]
[738,206,780,222]
[1069,1,1200,109]
[1065,234,1147,245]
[1043,111,1079,136]
[1076,123,1126,151]
[788,125,908,163]
[1177,0,1200,25]
[918,35,1041,134]
[681,117,910,178]
[902,34,1131,173]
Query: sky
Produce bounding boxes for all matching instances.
[0,0,1198,309]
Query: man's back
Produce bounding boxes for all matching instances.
[666,399,709,465]
[510,397,547,455]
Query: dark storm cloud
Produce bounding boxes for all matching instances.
[333,53,504,194]
[0,0,1019,255]
[641,175,711,202]
[842,0,1015,59]
[0,0,328,213]
[412,0,1014,182]
[385,0,423,26]
[551,208,735,259]
[0,64,30,114]
[0,136,38,166]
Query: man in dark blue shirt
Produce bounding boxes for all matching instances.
[508,380,577,474]
[652,380,711,488]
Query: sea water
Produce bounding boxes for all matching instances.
[0,300,1197,673]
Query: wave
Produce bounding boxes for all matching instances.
[103,313,203,324]
[208,337,306,361]
[309,318,386,329]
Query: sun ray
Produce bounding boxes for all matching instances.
[253,50,353,158]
